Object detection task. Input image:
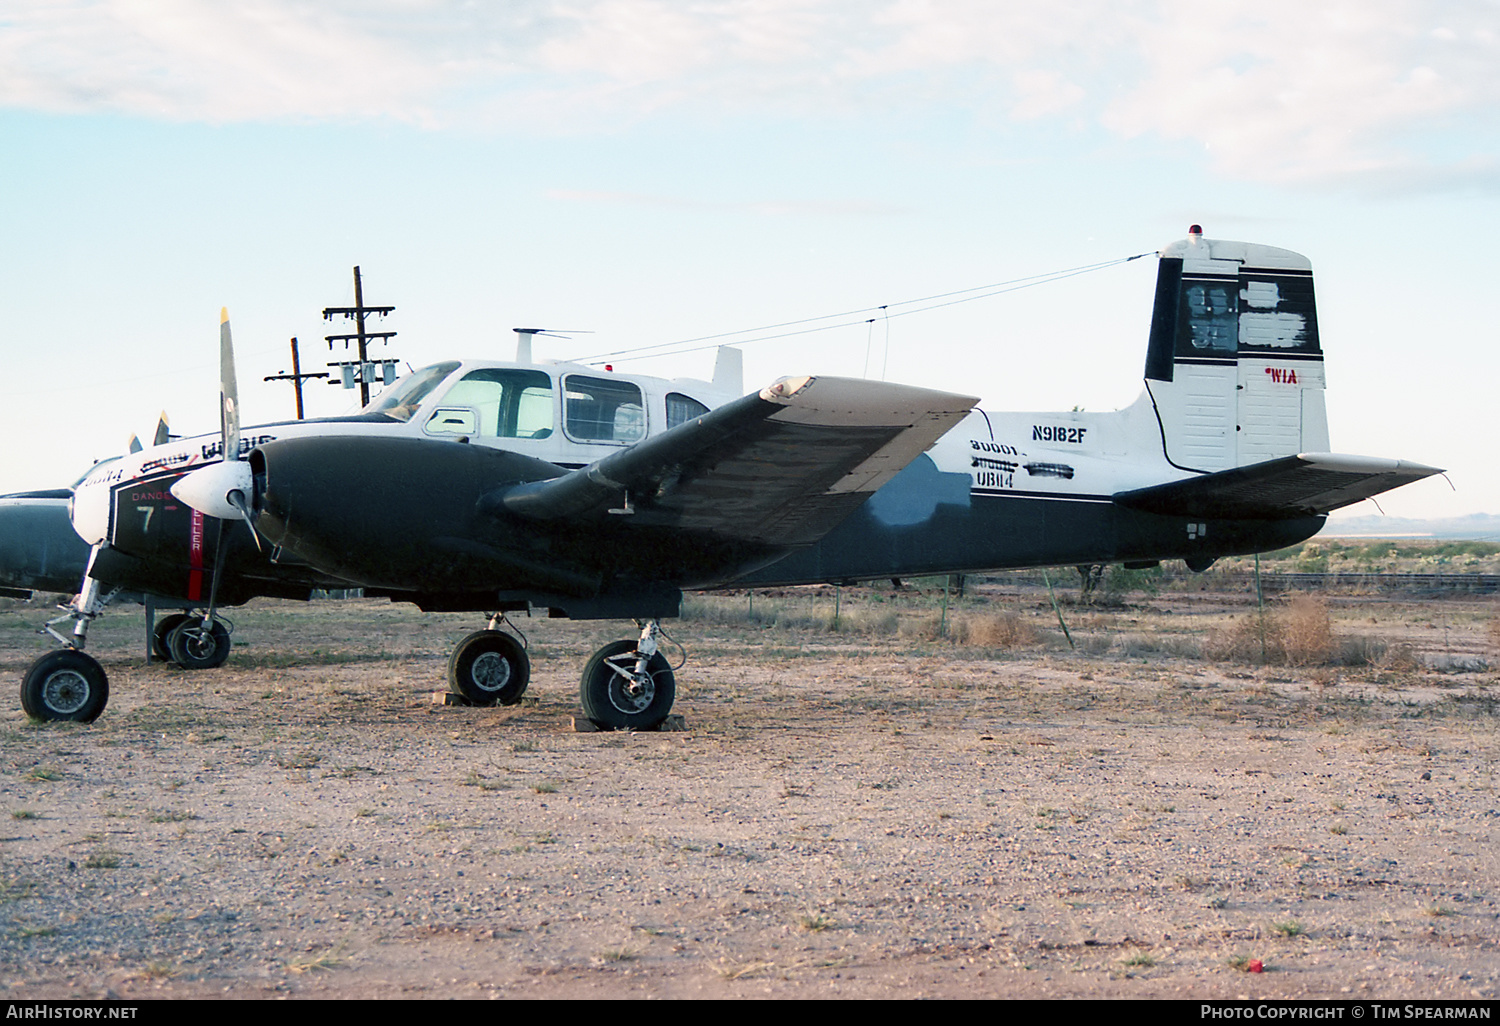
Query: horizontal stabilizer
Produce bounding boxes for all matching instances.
[500,376,977,546]
[1113,453,1443,520]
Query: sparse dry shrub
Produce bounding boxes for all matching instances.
[1114,632,1202,659]
[844,607,900,636]
[960,610,1039,649]
[1204,611,1285,664]
[1379,642,1420,672]
[1204,595,1345,666]
[1112,632,1157,657]
[1336,635,1387,666]
[899,612,945,641]
[1282,595,1335,666]
[1307,667,1339,687]
[1077,633,1113,656]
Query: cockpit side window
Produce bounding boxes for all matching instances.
[436,369,555,439]
[563,375,646,444]
[365,362,461,422]
[666,392,709,429]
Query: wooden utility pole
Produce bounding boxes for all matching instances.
[323,266,397,407]
[263,337,329,419]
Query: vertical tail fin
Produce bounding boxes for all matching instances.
[1142,229,1329,473]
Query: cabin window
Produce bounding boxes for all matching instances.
[435,369,555,439]
[1236,275,1320,354]
[366,361,461,422]
[1173,274,1321,359]
[424,408,478,435]
[1178,281,1238,355]
[666,392,709,429]
[563,375,646,444]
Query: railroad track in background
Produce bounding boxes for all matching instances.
[967,569,1500,595]
[1247,572,1500,593]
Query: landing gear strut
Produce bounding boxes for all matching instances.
[579,620,677,730]
[24,568,116,722]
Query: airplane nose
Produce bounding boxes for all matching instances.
[0,493,92,594]
[249,434,582,593]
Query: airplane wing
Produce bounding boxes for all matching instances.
[1112,453,1443,520]
[499,376,978,546]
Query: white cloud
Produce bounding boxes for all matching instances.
[0,0,449,122]
[1099,1,1499,185]
[547,186,909,216]
[2,0,1495,188]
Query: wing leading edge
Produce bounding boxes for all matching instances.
[499,376,978,547]
[1112,453,1443,520]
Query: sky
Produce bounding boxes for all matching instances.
[2,0,1497,523]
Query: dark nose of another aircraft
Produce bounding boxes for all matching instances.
[0,492,91,595]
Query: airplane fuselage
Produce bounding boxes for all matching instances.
[62,350,1324,618]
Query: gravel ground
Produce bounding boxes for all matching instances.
[1,592,1497,999]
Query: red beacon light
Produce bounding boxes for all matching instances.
[1188,224,1203,236]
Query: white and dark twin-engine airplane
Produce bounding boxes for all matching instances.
[10,229,1439,728]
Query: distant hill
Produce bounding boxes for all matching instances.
[1322,512,1500,540]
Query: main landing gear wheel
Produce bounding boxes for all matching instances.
[21,650,109,723]
[151,613,192,662]
[579,639,676,730]
[448,630,530,706]
[166,619,232,670]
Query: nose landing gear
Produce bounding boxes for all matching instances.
[24,574,117,722]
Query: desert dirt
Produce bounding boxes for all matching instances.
[1,579,1497,1000]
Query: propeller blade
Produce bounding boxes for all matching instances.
[152,411,171,447]
[172,310,258,525]
[128,434,142,455]
[227,491,264,552]
[220,308,240,462]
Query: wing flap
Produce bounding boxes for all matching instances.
[500,376,977,546]
[1113,453,1442,520]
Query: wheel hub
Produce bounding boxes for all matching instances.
[471,651,513,693]
[43,670,91,715]
[181,628,215,660]
[608,670,655,714]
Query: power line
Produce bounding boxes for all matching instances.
[576,251,1151,365]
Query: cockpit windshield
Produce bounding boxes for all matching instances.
[364,362,461,422]
[74,457,121,489]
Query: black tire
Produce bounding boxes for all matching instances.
[167,619,231,670]
[448,630,530,706]
[579,639,675,730]
[21,650,109,723]
[151,613,192,662]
